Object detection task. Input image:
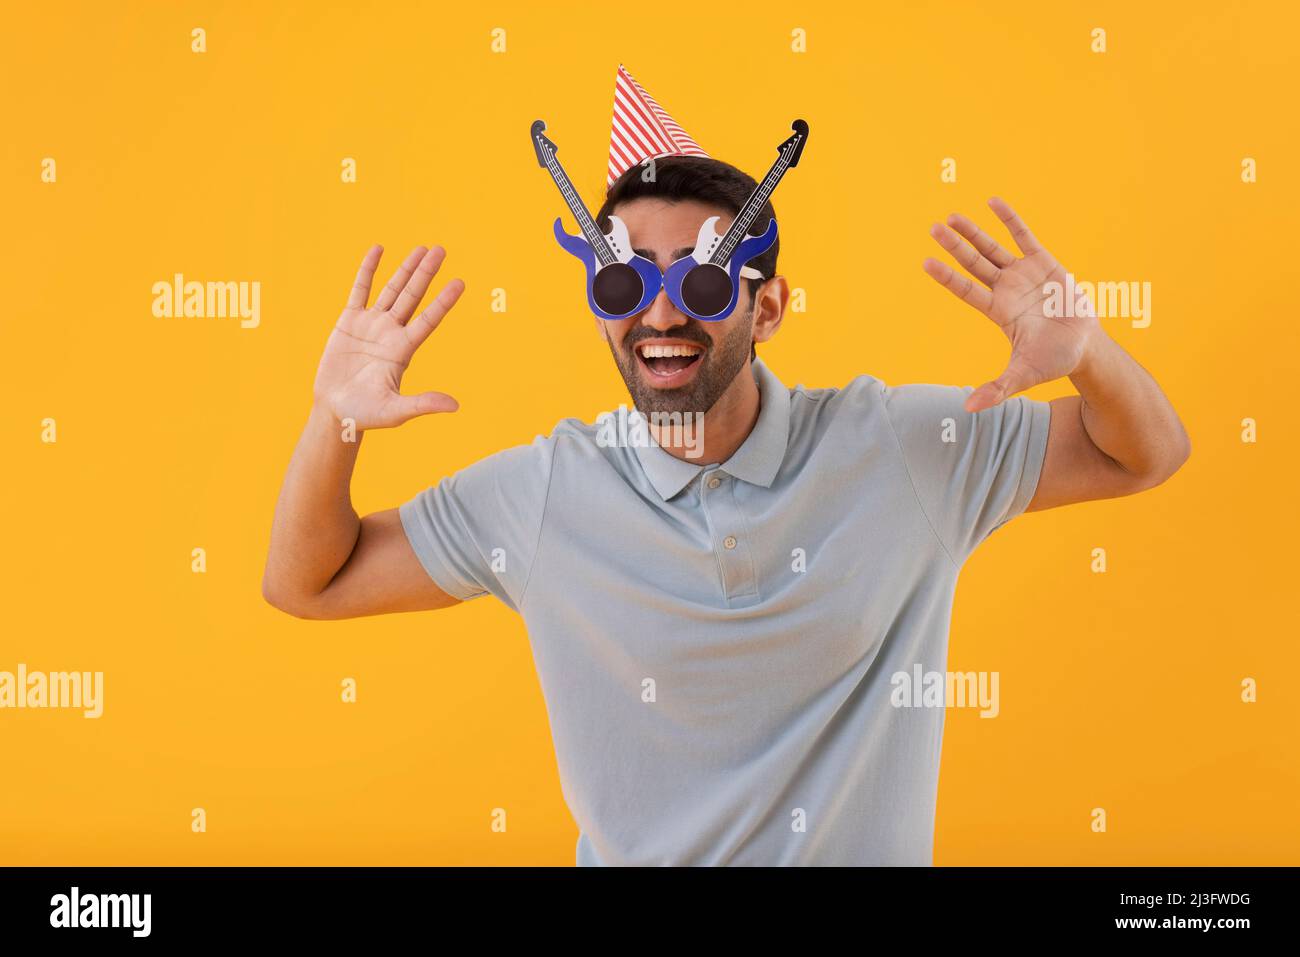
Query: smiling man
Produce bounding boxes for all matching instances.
[262,76,1190,866]
[595,177,786,468]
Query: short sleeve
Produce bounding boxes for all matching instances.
[882,383,1051,564]
[398,433,558,612]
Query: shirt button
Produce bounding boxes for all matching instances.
[723,536,737,549]
[707,477,721,489]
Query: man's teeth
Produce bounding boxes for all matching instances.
[638,344,704,358]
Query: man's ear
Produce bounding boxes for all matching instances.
[752,276,789,347]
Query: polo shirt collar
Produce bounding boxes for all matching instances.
[634,358,792,501]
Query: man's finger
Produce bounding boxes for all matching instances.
[346,244,384,310]
[988,197,1044,256]
[945,213,1016,268]
[405,279,466,350]
[391,246,447,324]
[965,356,1037,412]
[928,223,1001,287]
[374,245,429,312]
[388,391,461,425]
[965,378,1012,413]
[922,258,993,315]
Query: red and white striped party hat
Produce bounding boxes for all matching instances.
[606,64,709,188]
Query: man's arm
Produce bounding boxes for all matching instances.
[262,243,466,620]
[262,407,461,619]
[1031,334,1190,512]
[923,197,1190,512]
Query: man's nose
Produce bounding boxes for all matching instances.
[640,286,688,332]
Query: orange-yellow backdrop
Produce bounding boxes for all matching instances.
[2,1,1296,865]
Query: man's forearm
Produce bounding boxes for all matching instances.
[1067,330,1191,481]
[263,404,365,604]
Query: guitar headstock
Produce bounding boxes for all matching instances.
[779,119,810,168]
[531,120,558,168]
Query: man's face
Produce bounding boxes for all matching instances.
[598,197,756,417]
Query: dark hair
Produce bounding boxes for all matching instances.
[596,156,777,361]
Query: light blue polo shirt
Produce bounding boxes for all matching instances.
[399,358,1051,865]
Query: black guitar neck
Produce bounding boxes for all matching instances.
[531,120,615,266]
[711,120,809,266]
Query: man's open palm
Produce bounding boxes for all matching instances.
[313,243,465,430]
[923,197,1101,413]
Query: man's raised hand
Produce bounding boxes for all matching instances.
[922,198,1102,414]
[312,243,466,430]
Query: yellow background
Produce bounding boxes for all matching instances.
[2,1,1296,865]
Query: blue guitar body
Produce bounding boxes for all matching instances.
[662,218,779,321]
[553,217,664,321]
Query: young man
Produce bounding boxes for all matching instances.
[263,151,1189,865]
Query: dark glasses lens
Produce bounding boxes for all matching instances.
[592,262,645,317]
[680,263,733,319]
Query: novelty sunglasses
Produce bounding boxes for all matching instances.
[531,119,808,322]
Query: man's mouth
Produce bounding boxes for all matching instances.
[635,341,705,381]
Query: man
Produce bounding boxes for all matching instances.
[262,95,1189,868]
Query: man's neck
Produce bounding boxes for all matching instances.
[650,361,761,466]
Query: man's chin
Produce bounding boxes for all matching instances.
[610,325,749,418]
[629,386,705,418]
